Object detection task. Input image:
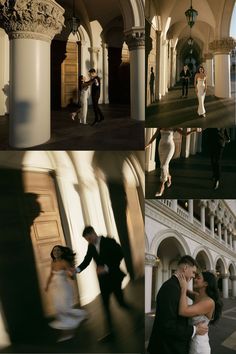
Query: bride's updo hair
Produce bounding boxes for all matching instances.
[202,271,223,324]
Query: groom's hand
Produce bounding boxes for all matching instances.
[196,322,208,336]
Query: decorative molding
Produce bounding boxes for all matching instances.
[209,38,236,54]
[204,53,213,60]
[125,30,145,50]
[145,252,160,267]
[0,0,64,43]
[145,200,236,260]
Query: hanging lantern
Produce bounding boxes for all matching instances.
[68,0,80,38]
[185,0,198,28]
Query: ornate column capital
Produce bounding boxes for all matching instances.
[125,29,145,50]
[221,273,229,279]
[204,53,213,60]
[0,0,64,43]
[145,253,160,267]
[199,200,208,208]
[88,47,100,54]
[209,37,236,54]
[230,275,236,281]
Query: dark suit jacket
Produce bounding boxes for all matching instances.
[148,276,193,354]
[91,76,101,99]
[180,69,190,81]
[78,236,125,283]
[207,128,230,149]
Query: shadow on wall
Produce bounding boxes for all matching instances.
[2,84,9,114]
[0,169,52,344]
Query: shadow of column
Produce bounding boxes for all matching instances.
[0,169,53,344]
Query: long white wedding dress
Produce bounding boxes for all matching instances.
[78,87,89,124]
[189,315,211,354]
[49,270,87,330]
[196,78,206,116]
[158,130,175,182]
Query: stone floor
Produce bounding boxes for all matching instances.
[146,74,236,128]
[0,278,144,354]
[145,140,236,199]
[145,298,236,354]
[0,104,144,151]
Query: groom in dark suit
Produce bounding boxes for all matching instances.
[88,69,104,126]
[76,226,129,338]
[147,255,208,354]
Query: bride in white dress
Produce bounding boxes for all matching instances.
[145,128,202,197]
[45,245,87,341]
[194,66,207,117]
[71,75,91,123]
[176,271,223,354]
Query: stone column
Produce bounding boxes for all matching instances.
[155,30,162,100]
[200,201,206,232]
[102,42,109,104]
[188,200,193,223]
[230,275,236,297]
[233,235,236,251]
[209,38,236,98]
[218,220,222,241]
[223,227,228,244]
[145,253,157,313]
[145,128,157,171]
[210,212,215,237]
[88,47,100,71]
[222,274,229,299]
[126,30,145,121]
[0,0,64,148]
[0,29,9,116]
[172,199,178,212]
[204,53,214,87]
[80,40,86,77]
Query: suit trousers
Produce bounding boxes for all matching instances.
[92,94,104,121]
[210,145,224,180]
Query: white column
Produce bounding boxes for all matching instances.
[155,30,162,101]
[188,200,193,223]
[102,42,109,104]
[0,30,9,116]
[172,200,178,212]
[126,31,145,121]
[224,227,228,244]
[209,38,236,98]
[1,0,64,148]
[80,40,86,77]
[145,264,153,313]
[88,47,100,71]
[231,276,236,297]
[218,221,222,241]
[200,203,206,232]
[210,213,215,237]
[204,53,214,87]
[233,236,236,251]
[222,274,229,299]
[145,128,157,171]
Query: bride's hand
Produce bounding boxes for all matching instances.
[175,272,188,291]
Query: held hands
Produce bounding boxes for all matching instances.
[97,265,108,275]
[145,144,150,150]
[175,272,188,291]
[196,322,208,336]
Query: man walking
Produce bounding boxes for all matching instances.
[180,65,190,98]
[76,226,129,340]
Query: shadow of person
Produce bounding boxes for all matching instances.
[0,170,56,346]
[2,84,9,116]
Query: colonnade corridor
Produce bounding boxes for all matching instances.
[0,105,144,150]
[146,73,235,128]
[146,140,236,199]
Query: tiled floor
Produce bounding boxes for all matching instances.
[0,104,144,151]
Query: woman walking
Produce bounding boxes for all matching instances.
[194,66,207,117]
